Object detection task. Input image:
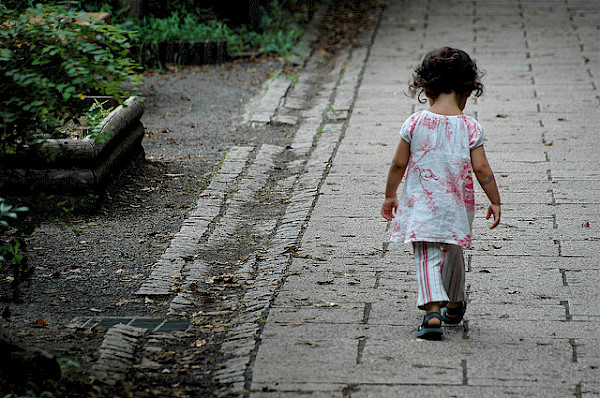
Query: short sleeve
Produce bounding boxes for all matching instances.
[467,118,485,149]
[399,112,420,143]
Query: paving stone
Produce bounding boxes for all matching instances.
[92,324,146,383]
[351,385,575,398]
[559,240,600,257]
[121,1,600,396]
[467,343,583,388]
[251,337,358,385]
[250,391,343,398]
[265,305,363,325]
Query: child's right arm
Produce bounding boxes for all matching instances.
[471,146,501,229]
[381,139,410,221]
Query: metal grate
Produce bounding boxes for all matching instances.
[70,316,190,333]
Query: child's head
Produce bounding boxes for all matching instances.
[409,47,483,102]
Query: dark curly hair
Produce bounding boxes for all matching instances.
[409,47,484,103]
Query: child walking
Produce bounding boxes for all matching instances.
[381,47,501,340]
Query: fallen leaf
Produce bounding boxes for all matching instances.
[190,339,206,347]
[292,322,303,326]
[298,340,319,347]
[49,301,59,306]
[32,318,48,327]
[212,326,226,333]
[90,308,103,313]
[317,279,334,285]
[315,301,339,307]
[496,114,508,118]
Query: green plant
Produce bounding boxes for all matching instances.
[0,198,28,265]
[124,0,306,69]
[285,72,299,85]
[57,358,81,377]
[0,198,28,231]
[40,192,99,219]
[84,99,115,142]
[0,4,140,154]
[206,150,228,182]
[86,99,114,129]
[0,197,33,308]
[259,29,303,57]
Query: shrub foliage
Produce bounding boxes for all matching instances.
[0,4,139,154]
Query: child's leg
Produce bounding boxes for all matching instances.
[413,241,450,310]
[439,244,466,305]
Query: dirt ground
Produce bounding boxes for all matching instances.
[0,2,378,397]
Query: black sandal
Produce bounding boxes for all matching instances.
[416,312,443,340]
[441,302,467,325]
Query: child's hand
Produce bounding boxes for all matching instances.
[486,204,501,229]
[381,197,398,221]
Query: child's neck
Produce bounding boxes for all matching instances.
[427,92,468,116]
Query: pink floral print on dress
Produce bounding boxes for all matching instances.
[391,110,484,247]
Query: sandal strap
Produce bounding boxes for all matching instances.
[446,302,466,316]
[423,311,442,323]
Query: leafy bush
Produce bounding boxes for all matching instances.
[137,13,237,43]
[0,4,140,154]
[129,0,305,64]
[0,198,28,264]
[0,197,32,308]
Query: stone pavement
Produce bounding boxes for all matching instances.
[88,0,598,395]
[247,0,600,397]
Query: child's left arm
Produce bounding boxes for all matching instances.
[381,139,410,221]
[471,146,501,229]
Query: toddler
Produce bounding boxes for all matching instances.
[381,47,501,340]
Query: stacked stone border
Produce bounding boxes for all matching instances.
[0,96,144,192]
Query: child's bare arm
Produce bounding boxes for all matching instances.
[471,146,501,229]
[382,139,410,221]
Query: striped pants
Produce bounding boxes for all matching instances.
[413,241,466,310]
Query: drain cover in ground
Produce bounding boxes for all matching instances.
[69,317,190,333]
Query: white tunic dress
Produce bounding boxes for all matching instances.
[391,110,485,247]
